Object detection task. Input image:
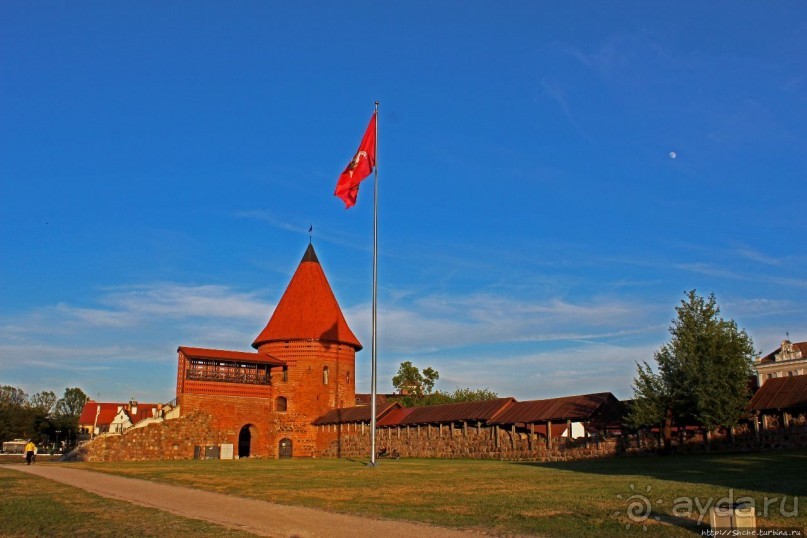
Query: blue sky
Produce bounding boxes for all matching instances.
[2,2,805,404]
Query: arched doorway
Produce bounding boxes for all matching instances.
[279,437,293,458]
[238,424,255,458]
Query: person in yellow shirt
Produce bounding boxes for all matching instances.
[24,440,36,465]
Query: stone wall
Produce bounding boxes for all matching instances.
[621,423,807,454]
[72,406,334,462]
[317,424,619,462]
[70,411,230,462]
[317,422,807,461]
[180,393,277,457]
[71,410,807,463]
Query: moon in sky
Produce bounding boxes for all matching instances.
[669,151,677,159]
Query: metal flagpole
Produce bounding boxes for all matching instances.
[370,101,379,467]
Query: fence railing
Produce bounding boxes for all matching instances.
[185,370,271,385]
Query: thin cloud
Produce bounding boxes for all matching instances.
[559,38,630,76]
[420,342,658,400]
[0,283,274,371]
[558,33,683,82]
[234,210,307,234]
[676,262,807,289]
[234,209,371,253]
[675,262,745,280]
[540,77,588,139]
[345,294,665,354]
[101,284,269,320]
[734,246,782,266]
[725,298,799,319]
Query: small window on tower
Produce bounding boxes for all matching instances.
[346,371,351,385]
[282,366,288,383]
[323,366,330,385]
[276,396,287,412]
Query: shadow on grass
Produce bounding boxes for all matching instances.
[344,458,375,467]
[512,449,807,498]
[652,511,705,534]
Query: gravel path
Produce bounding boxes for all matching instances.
[8,464,486,537]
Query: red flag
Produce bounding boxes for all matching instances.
[334,113,376,208]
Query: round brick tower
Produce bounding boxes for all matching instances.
[252,243,361,456]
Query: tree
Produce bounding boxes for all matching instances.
[421,367,439,395]
[444,387,499,403]
[0,387,79,444]
[0,386,30,441]
[628,290,756,451]
[54,387,89,447]
[54,387,89,422]
[392,361,439,397]
[0,386,28,407]
[391,362,498,407]
[412,387,500,407]
[29,391,57,415]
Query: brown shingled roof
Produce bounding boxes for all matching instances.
[178,346,285,366]
[750,376,807,411]
[313,402,401,425]
[315,394,625,429]
[252,244,362,351]
[354,393,395,406]
[488,392,618,424]
[757,341,807,364]
[376,398,515,426]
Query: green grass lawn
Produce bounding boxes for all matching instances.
[68,450,807,537]
[0,467,257,537]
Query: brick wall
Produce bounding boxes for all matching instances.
[257,340,356,415]
[174,340,357,458]
[255,340,357,456]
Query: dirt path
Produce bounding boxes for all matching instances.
[8,464,486,537]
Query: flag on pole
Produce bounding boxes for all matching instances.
[334,113,377,208]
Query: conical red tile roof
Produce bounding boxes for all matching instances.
[252,244,362,350]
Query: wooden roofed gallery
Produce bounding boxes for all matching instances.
[177,347,286,399]
[487,392,622,449]
[313,392,623,450]
[749,375,807,430]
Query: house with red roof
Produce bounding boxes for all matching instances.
[754,339,807,386]
[78,399,162,438]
